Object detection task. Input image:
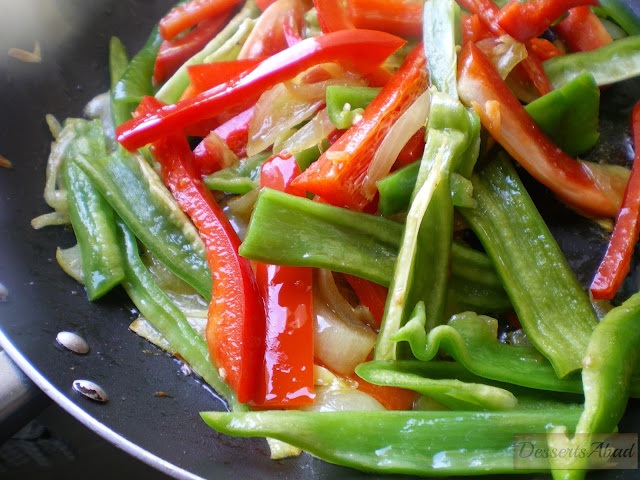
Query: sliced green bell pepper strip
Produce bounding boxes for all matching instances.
[203,152,270,194]
[458,154,598,378]
[325,86,381,130]
[60,120,124,300]
[548,291,640,479]
[201,408,582,476]
[73,149,212,299]
[597,0,640,35]
[108,37,129,93]
[544,35,640,89]
[239,188,511,312]
[116,218,245,412]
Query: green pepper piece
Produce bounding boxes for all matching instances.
[325,86,381,130]
[548,291,640,479]
[73,150,212,299]
[108,37,129,92]
[544,35,640,89]
[203,153,271,194]
[239,188,511,312]
[60,120,124,300]
[201,408,582,476]
[116,219,245,412]
[525,72,600,156]
[458,154,598,377]
[597,0,640,35]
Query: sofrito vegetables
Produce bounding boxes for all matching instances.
[34,0,640,478]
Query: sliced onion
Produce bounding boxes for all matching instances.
[476,35,528,80]
[279,108,335,155]
[300,385,385,412]
[313,270,377,375]
[56,244,84,283]
[361,90,430,200]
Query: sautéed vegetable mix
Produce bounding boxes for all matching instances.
[34,0,640,477]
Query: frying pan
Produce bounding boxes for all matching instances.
[0,1,639,479]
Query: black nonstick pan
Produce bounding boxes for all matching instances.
[0,1,639,479]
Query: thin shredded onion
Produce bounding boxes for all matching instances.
[55,244,84,283]
[362,89,430,200]
[279,108,334,155]
[476,35,528,80]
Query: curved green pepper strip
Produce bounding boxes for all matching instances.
[116,219,245,412]
[108,37,129,92]
[201,409,582,476]
[60,120,124,300]
[548,291,640,479]
[204,153,270,194]
[325,86,381,130]
[458,155,598,377]
[544,35,640,89]
[597,0,640,35]
[73,149,212,299]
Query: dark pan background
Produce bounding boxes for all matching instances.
[0,1,639,479]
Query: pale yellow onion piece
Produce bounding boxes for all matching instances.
[476,35,528,80]
[55,244,83,283]
[361,89,431,200]
[279,108,334,155]
[299,385,385,412]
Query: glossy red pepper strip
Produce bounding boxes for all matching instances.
[291,43,428,210]
[457,42,627,218]
[590,101,640,300]
[116,30,406,151]
[151,132,265,404]
[252,153,315,407]
[186,59,263,95]
[343,274,388,329]
[313,0,354,32]
[528,38,564,61]
[496,0,599,43]
[159,0,244,41]
[346,0,423,38]
[553,6,613,53]
[195,106,254,160]
[462,13,494,44]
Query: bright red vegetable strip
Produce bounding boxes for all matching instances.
[343,274,388,329]
[314,0,354,32]
[462,13,494,44]
[207,106,254,158]
[151,133,265,404]
[291,43,428,210]
[346,0,423,38]
[554,6,613,53]
[394,126,426,169]
[528,38,564,61]
[159,0,244,41]
[153,12,232,85]
[590,101,640,300]
[116,30,406,151]
[496,0,598,43]
[457,42,627,218]
[186,59,263,94]
[252,153,315,407]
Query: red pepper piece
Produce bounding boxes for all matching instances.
[116,30,406,151]
[348,373,418,410]
[159,0,244,41]
[528,38,564,61]
[394,126,426,169]
[313,0,354,32]
[153,13,232,85]
[590,101,640,300]
[497,0,598,43]
[207,106,254,158]
[462,13,494,44]
[252,153,315,407]
[186,59,263,95]
[457,42,626,218]
[343,274,388,329]
[291,44,428,210]
[255,0,277,10]
[554,6,613,53]
[151,134,265,404]
[346,0,423,38]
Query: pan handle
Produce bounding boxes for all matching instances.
[0,350,50,444]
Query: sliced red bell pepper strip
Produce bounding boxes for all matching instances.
[151,133,265,404]
[347,372,418,411]
[456,0,553,95]
[159,0,244,41]
[346,0,423,38]
[457,42,627,218]
[343,274,388,329]
[186,59,263,95]
[394,126,426,169]
[496,0,599,43]
[462,13,494,44]
[528,38,564,61]
[290,43,428,210]
[116,30,406,151]
[590,101,640,300]
[206,106,254,158]
[192,131,238,176]
[553,6,614,53]
[255,0,277,10]
[252,152,315,407]
[314,0,354,32]
[237,0,307,60]
[153,12,232,85]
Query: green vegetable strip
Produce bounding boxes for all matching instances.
[544,35,640,89]
[73,150,212,299]
[204,153,270,194]
[458,155,598,377]
[597,0,640,35]
[108,37,129,92]
[155,1,260,104]
[325,86,381,130]
[548,291,640,479]
[201,409,582,476]
[60,120,124,300]
[239,188,511,312]
[116,219,245,412]
[392,311,585,393]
